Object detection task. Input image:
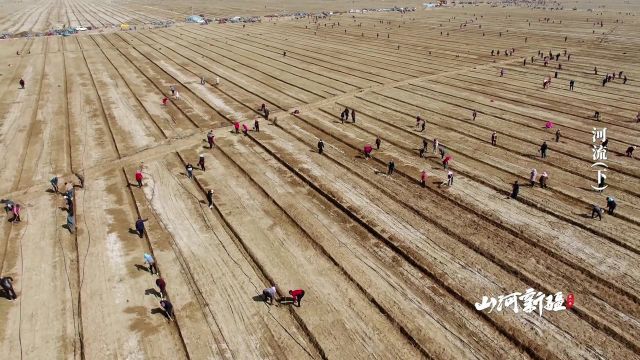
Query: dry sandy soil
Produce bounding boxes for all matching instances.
[0,1,639,359]
[0,0,424,35]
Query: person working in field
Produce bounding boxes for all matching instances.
[288,289,305,307]
[263,285,277,305]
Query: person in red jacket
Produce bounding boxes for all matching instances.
[363,144,372,159]
[198,154,205,171]
[156,278,167,299]
[135,169,143,188]
[289,289,305,307]
[234,121,240,134]
[420,170,427,188]
[443,155,452,169]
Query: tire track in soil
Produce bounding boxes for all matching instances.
[182,26,401,84]
[189,26,383,88]
[14,38,48,192]
[60,37,85,360]
[0,39,36,121]
[78,36,163,156]
[216,26,459,78]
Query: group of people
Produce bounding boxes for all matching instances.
[142,252,175,321]
[602,71,628,86]
[262,285,306,307]
[0,200,19,299]
[2,199,21,223]
[340,107,356,123]
[234,118,261,136]
[51,175,82,233]
[0,173,85,301]
[591,197,617,221]
[490,48,516,57]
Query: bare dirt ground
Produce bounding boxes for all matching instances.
[0,1,639,359]
[0,0,416,35]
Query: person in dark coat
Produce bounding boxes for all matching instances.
[160,299,174,321]
[540,141,548,158]
[206,189,214,209]
[135,217,148,238]
[0,276,17,300]
[591,204,603,220]
[606,197,617,215]
[387,160,395,175]
[511,181,520,199]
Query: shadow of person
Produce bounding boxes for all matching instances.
[151,307,169,319]
[145,288,161,298]
[135,264,150,273]
[252,294,266,302]
[128,228,139,235]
